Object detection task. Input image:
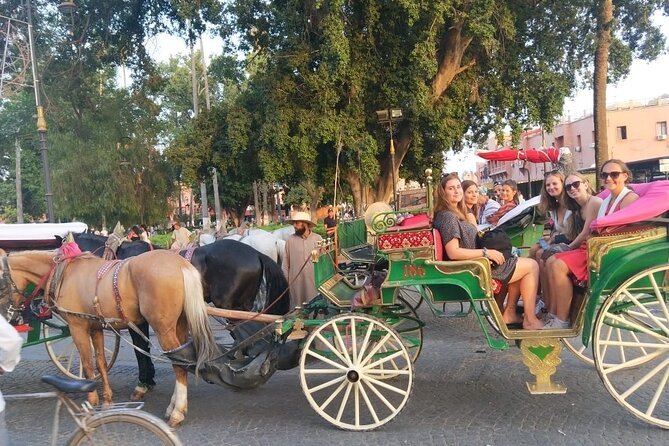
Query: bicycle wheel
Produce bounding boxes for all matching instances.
[67,410,182,446]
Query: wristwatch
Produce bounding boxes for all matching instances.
[482,247,488,258]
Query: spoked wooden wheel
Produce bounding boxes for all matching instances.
[593,264,669,428]
[388,292,424,363]
[395,285,424,312]
[299,314,413,431]
[44,313,120,379]
[562,334,594,365]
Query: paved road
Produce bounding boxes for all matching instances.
[3,306,669,445]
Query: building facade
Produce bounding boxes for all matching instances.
[477,98,669,195]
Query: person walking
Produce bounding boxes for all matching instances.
[282,211,323,309]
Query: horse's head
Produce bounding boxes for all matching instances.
[0,250,44,321]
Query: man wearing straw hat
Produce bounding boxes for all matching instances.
[282,210,323,309]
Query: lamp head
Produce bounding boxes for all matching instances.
[58,1,77,15]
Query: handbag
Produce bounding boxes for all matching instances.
[476,228,513,260]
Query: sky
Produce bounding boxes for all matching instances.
[142,17,669,177]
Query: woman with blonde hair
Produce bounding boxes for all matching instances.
[433,174,544,329]
[545,160,637,328]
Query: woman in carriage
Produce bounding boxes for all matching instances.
[433,174,544,329]
[544,159,639,329]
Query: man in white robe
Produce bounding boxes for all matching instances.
[282,211,323,309]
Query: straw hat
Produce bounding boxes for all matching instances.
[286,211,315,227]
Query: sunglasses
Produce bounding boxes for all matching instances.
[600,171,623,180]
[565,181,581,190]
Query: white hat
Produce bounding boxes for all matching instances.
[286,211,315,227]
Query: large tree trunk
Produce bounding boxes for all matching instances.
[374,125,413,204]
[431,19,476,104]
[301,180,323,221]
[594,0,613,189]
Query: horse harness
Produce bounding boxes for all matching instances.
[44,257,130,327]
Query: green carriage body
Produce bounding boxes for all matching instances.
[580,225,669,346]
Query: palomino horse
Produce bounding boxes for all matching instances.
[0,247,218,427]
[71,234,291,398]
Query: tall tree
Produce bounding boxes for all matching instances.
[591,0,667,186]
[220,0,592,211]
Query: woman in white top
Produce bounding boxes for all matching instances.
[529,171,570,316]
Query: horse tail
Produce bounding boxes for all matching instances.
[258,254,290,315]
[181,264,218,373]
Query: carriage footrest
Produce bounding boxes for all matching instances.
[519,338,567,395]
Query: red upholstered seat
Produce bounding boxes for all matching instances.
[377,229,434,251]
[433,228,443,261]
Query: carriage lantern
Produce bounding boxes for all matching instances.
[376,108,403,210]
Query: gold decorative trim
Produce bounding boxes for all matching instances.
[424,258,493,298]
[588,226,667,273]
[520,338,567,394]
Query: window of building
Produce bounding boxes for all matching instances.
[616,126,627,140]
[576,134,582,148]
[657,121,667,138]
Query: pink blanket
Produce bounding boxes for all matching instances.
[590,181,669,229]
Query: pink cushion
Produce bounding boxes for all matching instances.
[591,181,669,230]
[433,229,443,261]
[387,213,431,231]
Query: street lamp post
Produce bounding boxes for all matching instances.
[25,0,54,221]
[376,108,403,210]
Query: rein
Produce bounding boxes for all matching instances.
[1,256,57,320]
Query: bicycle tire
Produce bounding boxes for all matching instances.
[67,410,182,446]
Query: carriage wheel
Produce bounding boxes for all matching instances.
[394,285,424,312]
[389,291,424,364]
[342,270,370,288]
[44,313,120,380]
[592,264,669,428]
[299,313,413,431]
[561,335,594,365]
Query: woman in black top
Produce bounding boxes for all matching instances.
[433,174,543,329]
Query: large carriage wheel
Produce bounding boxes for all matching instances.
[44,313,120,380]
[299,313,413,431]
[592,264,669,428]
[562,334,594,365]
[395,285,424,312]
[390,291,424,363]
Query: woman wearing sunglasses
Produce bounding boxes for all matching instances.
[544,160,638,329]
[433,174,544,329]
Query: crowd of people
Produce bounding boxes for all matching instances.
[433,158,639,330]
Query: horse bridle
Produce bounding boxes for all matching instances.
[0,256,25,322]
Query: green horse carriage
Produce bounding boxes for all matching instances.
[273,175,669,431]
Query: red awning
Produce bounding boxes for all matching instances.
[476,148,561,164]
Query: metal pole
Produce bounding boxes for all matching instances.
[212,168,221,230]
[26,1,54,221]
[15,137,24,223]
[389,118,398,210]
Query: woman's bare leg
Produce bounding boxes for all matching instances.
[508,257,543,329]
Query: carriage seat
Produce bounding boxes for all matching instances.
[377,229,434,252]
[385,213,431,231]
[433,228,443,261]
